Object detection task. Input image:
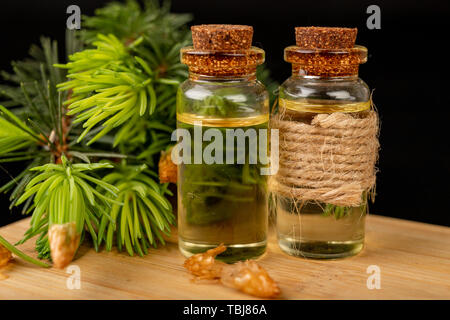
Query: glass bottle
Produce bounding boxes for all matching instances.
[176,25,269,262]
[272,27,378,259]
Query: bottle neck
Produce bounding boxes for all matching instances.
[290,72,359,81]
[188,72,257,82]
[291,64,360,79]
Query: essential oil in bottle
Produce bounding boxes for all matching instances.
[176,25,269,262]
[271,27,379,259]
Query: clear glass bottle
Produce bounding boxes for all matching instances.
[273,27,378,259]
[176,25,269,263]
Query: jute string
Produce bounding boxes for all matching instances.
[269,109,379,207]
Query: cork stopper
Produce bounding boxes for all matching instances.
[285,26,366,77]
[295,27,357,49]
[191,24,253,51]
[181,24,263,78]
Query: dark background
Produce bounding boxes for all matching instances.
[0,0,449,227]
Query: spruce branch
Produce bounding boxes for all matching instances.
[81,0,192,45]
[0,234,50,268]
[97,162,174,256]
[0,107,40,156]
[63,0,191,158]
[0,0,279,262]
[56,34,162,145]
[0,37,71,165]
[15,155,119,259]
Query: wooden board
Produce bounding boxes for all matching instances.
[0,215,449,300]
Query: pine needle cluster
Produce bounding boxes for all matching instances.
[0,0,277,262]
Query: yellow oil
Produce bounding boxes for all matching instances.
[177,112,268,263]
[276,98,369,259]
[279,98,371,113]
[176,112,269,127]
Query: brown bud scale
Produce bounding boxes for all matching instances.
[0,243,12,268]
[48,222,80,269]
[159,148,177,184]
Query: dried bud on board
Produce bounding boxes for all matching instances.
[183,244,226,280]
[48,222,80,269]
[0,243,12,268]
[183,245,281,298]
[221,260,281,298]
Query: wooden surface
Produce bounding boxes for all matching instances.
[0,215,449,300]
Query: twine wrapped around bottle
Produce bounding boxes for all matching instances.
[269,109,379,207]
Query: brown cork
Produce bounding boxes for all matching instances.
[295,27,357,49]
[285,27,366,77]
[182,24,263,77]
[191,25,253,51]
[284,45,367,77]
[181,47,264,77]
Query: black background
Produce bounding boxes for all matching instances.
[0,0,449,227]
